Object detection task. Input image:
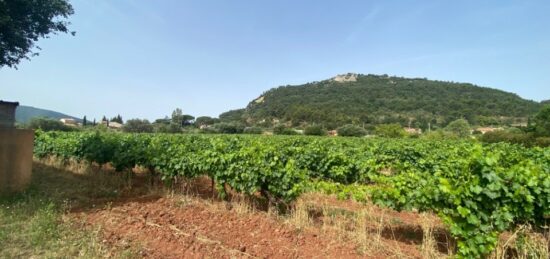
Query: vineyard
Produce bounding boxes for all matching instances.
[33,131,550,258]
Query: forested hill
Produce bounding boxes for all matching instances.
[230,74,542,129]
[15,105,80,123]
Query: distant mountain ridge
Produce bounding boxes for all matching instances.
[221,73,544,130]
[16,105,80,123]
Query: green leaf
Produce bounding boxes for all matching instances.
[458,206,470,217]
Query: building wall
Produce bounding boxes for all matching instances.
[0,129,33,194]
[0,104,17,128]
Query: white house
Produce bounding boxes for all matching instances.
[60,118,77,126]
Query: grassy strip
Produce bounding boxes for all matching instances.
[0,194,106,258]
[0,162,138,258]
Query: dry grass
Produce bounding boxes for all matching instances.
[353,208,369,254]
[230,195,256,215]
[374,209,385,250]
[37,156,135,194]
[491,225,549,259]
[288,197,311,229]
[284,193,434,258]
[420,212,438,259]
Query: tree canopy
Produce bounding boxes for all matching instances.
[194,116,219,127]
[110,114,123,124]
[534,105,550,136]
[445,119,471,137]
[123,119,153,133]
[374,124,406,138]
[337,124,367,137]
[171,108,194,126]
[0,0,74,68]
[304,125,326,136]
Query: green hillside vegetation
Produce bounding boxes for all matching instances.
[229,74,541,130]
[16,106,80,123]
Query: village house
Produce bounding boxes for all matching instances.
[475,127,502,134]
[0,101,18,128]
[60,118,77,126]
[511,123,528,127]
[100,120,123,129]
[327,130,338,136]
[404,127,422,134]
[108,122,123,129]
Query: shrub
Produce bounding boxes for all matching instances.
[200,126,219,134]
[445,119,471,137]
[243,127,263,134]
[212,122,244,134]
[337,124,367,137]
[472,130,483,135]
[123,119,153,133]
[153,123,181,133]
[534,105,550,136]
[421,130,460,140]
[480,131,537,146]
[304,125,326,136]
[505,127,523,134]
[480,131,550,147]
[273,125,299,135]
[534,137,550,147]
[374,124,406,138]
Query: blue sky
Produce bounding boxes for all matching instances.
[1,0,549,121]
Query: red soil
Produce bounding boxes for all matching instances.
[78,197,367,258]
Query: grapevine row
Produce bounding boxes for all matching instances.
[33,131,550,258]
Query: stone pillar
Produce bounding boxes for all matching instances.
[0,129,34,195]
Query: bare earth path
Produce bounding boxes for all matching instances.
[78,196,365,259]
